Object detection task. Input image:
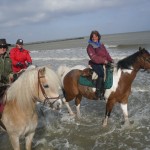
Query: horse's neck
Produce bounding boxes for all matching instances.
[132,63,141,72]
[121,68,138,85]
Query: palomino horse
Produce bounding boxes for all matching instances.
[57,47,150,127]
[0,66,62,150]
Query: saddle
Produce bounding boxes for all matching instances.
[79,64,113,89]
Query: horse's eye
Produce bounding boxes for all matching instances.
[43,84,49,88]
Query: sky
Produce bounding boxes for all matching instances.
[0,0,150,44]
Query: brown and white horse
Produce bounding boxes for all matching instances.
[57,47,150,127]
[0,66,62,150]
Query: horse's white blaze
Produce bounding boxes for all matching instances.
[120,103,128,118]
[105,68,122,100]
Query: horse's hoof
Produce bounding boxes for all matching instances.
[69,112,75,117]
[102,119,107,127]
[76,115,81,120]
[121,120,134,128]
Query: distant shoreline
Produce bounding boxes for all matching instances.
[9,30,150,51]
[25,37,85,45]
[10,30,150,46]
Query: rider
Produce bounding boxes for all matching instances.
[87,30,113,99]
[9,39,32,79]
[0,39,13,116]
[0,39,13,86]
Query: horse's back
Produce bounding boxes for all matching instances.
[64,69,82,85]
[63,69,83,98]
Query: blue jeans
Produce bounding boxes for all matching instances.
[90,63,104,78]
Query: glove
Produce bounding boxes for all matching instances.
[16,62,23,67]
[27,62,32,67]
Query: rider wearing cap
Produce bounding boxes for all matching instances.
[10,39,32,73]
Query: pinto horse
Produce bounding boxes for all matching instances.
[0,66,62,150]
[58,47,150,126]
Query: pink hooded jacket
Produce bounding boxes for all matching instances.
[87,43,113,64]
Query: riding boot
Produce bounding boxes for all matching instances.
[95,77,104,100]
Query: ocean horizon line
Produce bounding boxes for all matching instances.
[17,30,150,46]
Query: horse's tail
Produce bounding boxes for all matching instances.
[57,64,71,87]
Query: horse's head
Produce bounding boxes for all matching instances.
[138,47,150,70]
[38,67,63,110]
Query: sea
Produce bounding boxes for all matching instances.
[0,31,150,150]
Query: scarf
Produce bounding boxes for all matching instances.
[88,39,101,48]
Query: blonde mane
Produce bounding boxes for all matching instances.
[5,66,60,111]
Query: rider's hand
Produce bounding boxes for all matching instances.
[27,62,32,67]
[104,60,108,64]
[16,62,23,67]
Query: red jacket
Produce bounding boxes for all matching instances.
[10,47,32,73]
[87,43,113,64]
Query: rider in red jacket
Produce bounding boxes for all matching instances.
[10,39,32,73]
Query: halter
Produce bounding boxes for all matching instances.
[120,55,150,72]
[38,70,60,109]
[140,55,150,71]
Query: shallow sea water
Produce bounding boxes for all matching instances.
[1,31,150,150]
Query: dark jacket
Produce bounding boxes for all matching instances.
[0,52,13,85]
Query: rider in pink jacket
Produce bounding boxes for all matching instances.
[87,30,113,99]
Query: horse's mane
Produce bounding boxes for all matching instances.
[117,49,149,69]
[5,66,60,111]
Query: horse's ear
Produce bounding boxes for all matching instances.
[39,67,46,76]
[139,47,142,51]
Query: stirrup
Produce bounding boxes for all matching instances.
[99,94,104,100]
[95,90,104,100]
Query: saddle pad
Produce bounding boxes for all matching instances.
[104,67,113,89]
[79,67,113,89]
[79,76,95,87]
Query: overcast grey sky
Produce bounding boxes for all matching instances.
[0,0,150,43]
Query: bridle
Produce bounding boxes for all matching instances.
[140,55,150,71]
[38,70,61,109]
[120,55,150,72]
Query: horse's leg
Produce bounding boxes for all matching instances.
[25,132,35,150]
[75,95,82,119]
[63,98,75,116]
[120,103,130,125]
[9,135,20,150]
[102,99,115,127]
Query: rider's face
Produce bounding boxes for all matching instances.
[0,46,7,55]
[16,44,23,49]
[92,34,99,42]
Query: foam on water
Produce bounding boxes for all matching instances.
[1,38,150,149]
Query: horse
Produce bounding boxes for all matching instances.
[57,47,150,127]
[0,66,63,150]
